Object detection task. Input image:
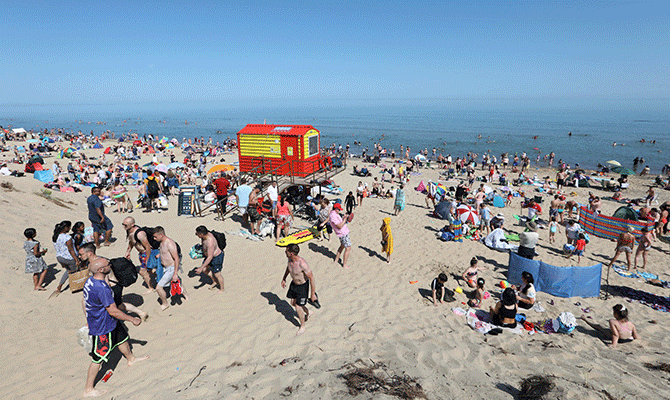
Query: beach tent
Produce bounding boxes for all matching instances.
[34,169,54,183]
[145,146,155,154]
[103,147,112,154]
[29,155,44,165]
[16,146,26,152]
[133,140,143,146]
[579,206,653,241]
[612,206,638,221]
[92,143,103,149]
[508,252,601,298]
[434,200,453,220]
[12,128,27,135]
[415,180,426,193]
[492,195,505,208]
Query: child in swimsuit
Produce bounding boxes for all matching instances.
[462,257,487,288]
[548,216,560,244]
[580,304,639,348]
[467,277,486,308]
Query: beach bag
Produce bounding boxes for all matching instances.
[563,244,575,254]
[557,312,577,333]
[211,230,227,250]
[189,244,204,259]
[159,195,168,208]
[439,231,454,242]
[109,257,138,287]
[76,326,93,351]
[69,268,90,292]
[147,177,159,196]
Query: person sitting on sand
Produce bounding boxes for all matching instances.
[462,257,486,288]
[513,271,536,310]
[490,287,517,328]
[468,277,486,308]
[431,273,448,306]
[580,304,639,348]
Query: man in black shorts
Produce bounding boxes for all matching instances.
[280,244,317,335]
[80,243,148,397]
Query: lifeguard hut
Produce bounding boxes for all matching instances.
[237,124,325,177]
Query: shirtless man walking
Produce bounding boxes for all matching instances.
[122,217,157,294]
[153,226,189,310]
[194,225,224,292]
[280,244,317,335]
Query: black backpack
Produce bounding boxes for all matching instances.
[147,177,159,195]
[109,257,138,287]
[211,230,226,251]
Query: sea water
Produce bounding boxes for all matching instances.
[2,103,668,171]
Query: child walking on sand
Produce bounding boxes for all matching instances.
[580,304,639,348]
[23,228,48,291]
[548,216,561,244]
[567,232,587,263]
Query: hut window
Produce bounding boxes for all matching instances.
[308,135,319,157]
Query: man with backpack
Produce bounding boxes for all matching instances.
[194,225,225,292]
[123,217,159,294]
[144,171,162,212]
[78,242,148,397]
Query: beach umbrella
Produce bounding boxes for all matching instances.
[133,140,143,146]
[456,204,480,225]
[605,160,621,167]
[207,164,235,175]
[156,164,168,174]
[168,162,185,169]
[414,154,427,162]
[611,166,635,175]
[483,185,493,194]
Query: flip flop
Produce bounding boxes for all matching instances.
[309,292,321,309]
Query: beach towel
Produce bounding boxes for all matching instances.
[380,218,393,255]
[612,265,639,278]
[465,308,523,335]
[452,221,463,242]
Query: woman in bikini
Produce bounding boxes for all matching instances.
[490,288,517,328]
[580,304,639,348]
[607,226,636,270]
[461,257,486,288]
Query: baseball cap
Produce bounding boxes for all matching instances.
[333,203,342,211]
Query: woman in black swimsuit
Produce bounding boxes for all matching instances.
[490,288,517,328]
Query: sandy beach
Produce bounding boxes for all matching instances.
[1,139,669,400]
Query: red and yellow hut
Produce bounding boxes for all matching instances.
[237,124,323,177]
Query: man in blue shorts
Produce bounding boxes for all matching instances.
[80,243,148,397]
[194,225,225,292]
[87,186,113,248]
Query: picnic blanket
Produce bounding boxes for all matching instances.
[461,308,523,335]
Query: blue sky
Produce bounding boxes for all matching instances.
[2,0,668,106]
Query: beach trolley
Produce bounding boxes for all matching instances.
[237,124,324,177]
